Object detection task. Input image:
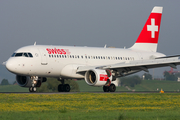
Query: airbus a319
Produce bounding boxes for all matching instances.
[4,6,180,92]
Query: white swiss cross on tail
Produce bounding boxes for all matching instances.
[147,18,158,38]
[130,6,163,52]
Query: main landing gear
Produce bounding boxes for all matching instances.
[58,78,71,92]
[103,84,116,92]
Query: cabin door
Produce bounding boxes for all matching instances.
[39,49,48,65]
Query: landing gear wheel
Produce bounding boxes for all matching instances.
[64,84,70,92]
[29,87,37,92]
[29,87,33,92]
[33,87,37,92]
[58,84,70,92]
[103,86,109,92]
[58,84,64,92]
[109,84,116,92]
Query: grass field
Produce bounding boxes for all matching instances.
[0,85,28,92]
[0,93,180,120]
[131,80,180,91]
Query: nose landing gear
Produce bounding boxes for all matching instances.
[29,76,38,92]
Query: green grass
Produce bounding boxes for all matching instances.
[0,93,180,120]
[0,85,28,92]
[1,110,180,120]
[131,80,180,91]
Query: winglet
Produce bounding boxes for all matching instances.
[34,42,36,46]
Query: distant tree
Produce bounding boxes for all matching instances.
[143,73,152,80]
[1,79,10,85]
[13,81,17,85]
[175,73,180,78]
[164,71,177,81]
[37,78,80,92]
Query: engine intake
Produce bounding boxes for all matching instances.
[85,69,112,86]
[16,75,46,87]
[16,75,32,87]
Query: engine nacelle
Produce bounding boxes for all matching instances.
[85,69,112,86]
[16,75,32,87]
[16,75,46,87]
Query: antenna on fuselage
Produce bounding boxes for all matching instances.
[104,44,107,48]
[34,42,36,46]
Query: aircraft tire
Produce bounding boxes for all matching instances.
[64,84,70,92]
[29,87,36,92]
[109,84,116,92]
[33,87,37,92]
[103,86,109,92]
[58,84,64,92]
[29,87,32,92]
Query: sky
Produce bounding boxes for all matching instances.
[0,0,180,82]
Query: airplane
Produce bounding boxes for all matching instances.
[4,6,180,92]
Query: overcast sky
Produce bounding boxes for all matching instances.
[1,1,180,81]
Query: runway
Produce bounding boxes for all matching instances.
[0,91,180,94]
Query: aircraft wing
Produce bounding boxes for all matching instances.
[77,57,180,75]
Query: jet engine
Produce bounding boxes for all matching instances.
[16,75,46,87]
[85,69,112,86]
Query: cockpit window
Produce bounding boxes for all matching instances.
[15,53,23,57]
[23,53,28,57]
[12,52,33,58]
[11,53,16,57]
[28,53,33,57]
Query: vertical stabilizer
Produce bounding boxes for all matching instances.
[130,6,163,52]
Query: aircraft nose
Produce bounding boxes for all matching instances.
[5,59,17,73]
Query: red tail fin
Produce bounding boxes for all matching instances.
[131,6,163,52]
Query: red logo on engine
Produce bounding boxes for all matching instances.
[46,48,71,55]
[100,74,109,81]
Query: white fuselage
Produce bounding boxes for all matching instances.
[6,45,165,79]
